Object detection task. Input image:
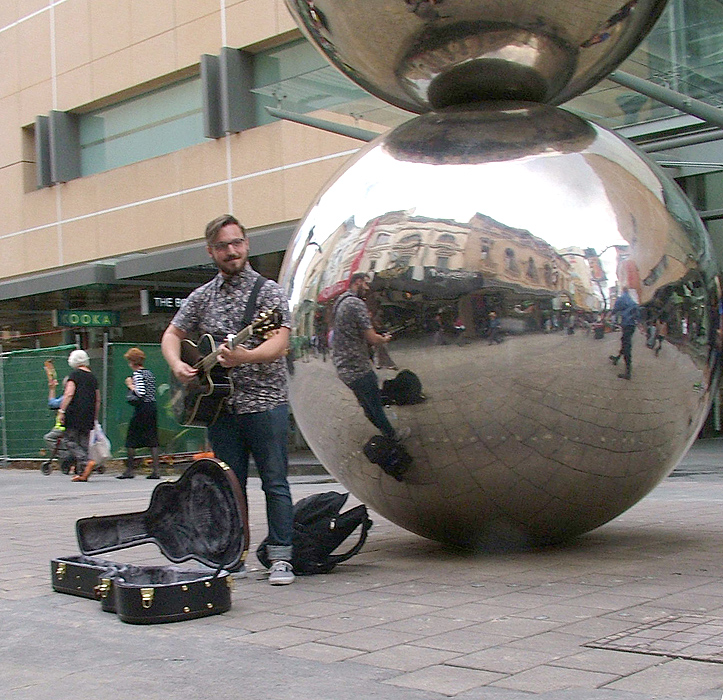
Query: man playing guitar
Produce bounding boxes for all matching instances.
[161,214,295,585]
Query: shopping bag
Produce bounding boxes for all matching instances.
[88,421,111,464]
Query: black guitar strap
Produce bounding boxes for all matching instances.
[243,275,267,327]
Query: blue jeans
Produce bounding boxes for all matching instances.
[348,370,395,438]
[208,405,293,561]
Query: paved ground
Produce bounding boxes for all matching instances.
[2,442,723,700]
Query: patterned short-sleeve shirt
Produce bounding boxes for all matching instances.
[170,264,291,414]
[332,292,374,386]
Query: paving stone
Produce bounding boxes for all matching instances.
[385,664,505,695]
[279,641,366,663]
[490,664,620,692]
[353,643,461,671]
[447,646,558,674]
[605,657,723,695]
[242,625,331,648]
[5,442,723,700]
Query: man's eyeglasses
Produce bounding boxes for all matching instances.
[211,237,247,251]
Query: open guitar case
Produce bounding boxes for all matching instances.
[51,458,249,624]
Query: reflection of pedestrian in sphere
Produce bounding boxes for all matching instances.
[653,314,668,357]
[118,347,160,479]
[487,311,503,344]
[332,273,408,442]
[609,287,639,380]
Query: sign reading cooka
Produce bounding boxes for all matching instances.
[55,310,121,327]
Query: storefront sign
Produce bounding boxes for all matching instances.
[55,310,121,327]
[317,280,348,304]
[140,289,189,314]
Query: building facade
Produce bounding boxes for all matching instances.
[2,0,723,350]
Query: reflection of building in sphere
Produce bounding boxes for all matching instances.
[280,105,722,549]
[385,102,597,164]
[284,0,669,111]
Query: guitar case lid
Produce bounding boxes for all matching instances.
[76,458,248,571]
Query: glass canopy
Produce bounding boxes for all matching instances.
[253,0,723,136]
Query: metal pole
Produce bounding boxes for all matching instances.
[0,344,7,465]
[609,71,723,130]
[265,106,378,142]
[102,332,108,429]
[640,129,723,153]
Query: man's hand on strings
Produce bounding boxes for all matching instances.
[172,361,198,384]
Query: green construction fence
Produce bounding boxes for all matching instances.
[1,342,308,461]
[106,343,207,459]
[0,343,206,461]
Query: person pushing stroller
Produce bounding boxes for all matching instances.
[42,362,73,474]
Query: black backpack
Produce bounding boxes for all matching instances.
[381,369,425,405]
[256,492,372,575]
[363,435,412,481]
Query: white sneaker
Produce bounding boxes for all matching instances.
[268,560,295,585]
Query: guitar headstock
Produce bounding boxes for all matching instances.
[252,309,283,339]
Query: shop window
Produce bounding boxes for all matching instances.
[79,77,206,176]
[504,248,519,273]
[400,233,421,246]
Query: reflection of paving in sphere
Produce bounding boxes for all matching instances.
[280,104,722,548]
[291,332,708,547]
[285,0,669,112]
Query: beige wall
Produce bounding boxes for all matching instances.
[0,0,359,280]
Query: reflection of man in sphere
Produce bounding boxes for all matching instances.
[332,273,409,442]
[609,287,639,380]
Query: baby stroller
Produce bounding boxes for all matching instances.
[41,431,71,475]
[41,431,106,476]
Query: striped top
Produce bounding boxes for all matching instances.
[131,368,156,403]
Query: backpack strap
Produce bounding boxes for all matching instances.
[242,275,267,327]
[325,512,373,567]
[331,291,355,325]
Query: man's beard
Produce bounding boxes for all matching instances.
[219,255,245,275]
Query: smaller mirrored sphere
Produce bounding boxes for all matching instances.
[284,0,669,112]
[280,103,723,549]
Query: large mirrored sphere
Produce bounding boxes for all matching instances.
[279,102,722,549]
[284,0,669,112]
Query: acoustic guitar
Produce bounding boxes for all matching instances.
[169,309,283,427]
